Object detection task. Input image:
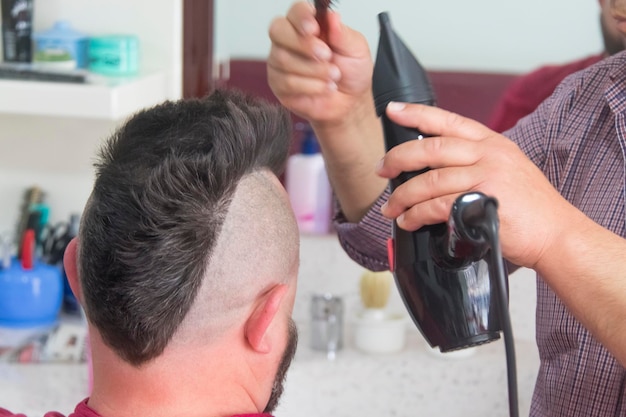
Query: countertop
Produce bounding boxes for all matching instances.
[0,321,540,417]
[277,325,539,417]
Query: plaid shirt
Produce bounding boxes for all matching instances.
[335,51,626,416]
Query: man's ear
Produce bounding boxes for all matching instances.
[244,284,289,354]
[63,238,82,304]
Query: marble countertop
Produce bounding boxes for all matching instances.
[275,325,539,417]
[0,321,540,417]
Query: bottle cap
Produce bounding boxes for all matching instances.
[302,135,320,154]
[301,127,320,155]
[34,20,87,40]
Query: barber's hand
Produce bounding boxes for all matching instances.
[267,1,373,127]
[376,102,582,269]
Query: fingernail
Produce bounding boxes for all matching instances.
[381,202,388,212]
[329,65,341,81]
[387,101,406,112]
[314,45,332,61]
[375,158,384,172]
[327,81,338,91]
[302,20,316,35]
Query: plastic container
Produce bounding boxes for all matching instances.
[310,293,344,353]
[88,34,139,76]
[285,126,332,234]
[33,20,89,69]
[353,312,406,354]
[0,257,63,328]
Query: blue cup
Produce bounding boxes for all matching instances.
[0,258,63,328]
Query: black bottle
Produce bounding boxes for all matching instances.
[1,0,34,63]
[372,12,501,351]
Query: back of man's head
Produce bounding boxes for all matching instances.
[77,88,297,366]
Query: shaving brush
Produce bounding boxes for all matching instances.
[354,270,406,353]
[359,270,393,319]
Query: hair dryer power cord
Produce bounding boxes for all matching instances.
[482,201,519,417]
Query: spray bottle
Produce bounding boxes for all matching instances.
[285,124,332,234]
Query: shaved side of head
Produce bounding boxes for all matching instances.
[172,169,299,347]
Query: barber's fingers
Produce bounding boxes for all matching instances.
[267,40,340,93]
[381,165,484,221]
[375,131,517,229]
[278,1,366,59]
[268,11,333,62]
[284,1,317,36]
[268,3,340,97]
[376,135,484,180]
[391,192,464,231]
[386,102,493,142]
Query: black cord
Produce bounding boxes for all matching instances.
[483,202,519,417]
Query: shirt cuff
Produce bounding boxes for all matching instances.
[332,188,392,272]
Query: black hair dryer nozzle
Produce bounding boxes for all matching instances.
[373,12,503,352]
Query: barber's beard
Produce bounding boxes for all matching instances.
[601,13,626,56]
[263,319,299,414]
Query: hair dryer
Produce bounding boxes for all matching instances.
[372,12,519,416]
[372,11,503,352]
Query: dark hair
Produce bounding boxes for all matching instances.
[79,88,292,365]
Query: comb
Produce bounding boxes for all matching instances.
[314,0,334,42]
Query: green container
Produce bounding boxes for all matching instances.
[88,35,139,76]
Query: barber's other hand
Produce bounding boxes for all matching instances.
[267,1,373,127]
[376,102,584,269]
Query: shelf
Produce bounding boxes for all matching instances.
[0,72,168,120]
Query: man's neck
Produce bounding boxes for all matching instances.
[87,337,262,417]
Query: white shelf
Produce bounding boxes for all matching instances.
[0,72,168,120]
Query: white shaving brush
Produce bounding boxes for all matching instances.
[355,269,406,353]
[359,270,393,320]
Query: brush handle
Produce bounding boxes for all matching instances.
[314,0,331,42]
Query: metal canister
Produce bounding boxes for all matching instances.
[310,293,343,355]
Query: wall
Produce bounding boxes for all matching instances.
[0,0,182,234]
[32,0,183,99]
[0,115,111,235]
[216,0,602,73]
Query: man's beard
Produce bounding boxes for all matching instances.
[601,13,626,56]
[263,318,299,414]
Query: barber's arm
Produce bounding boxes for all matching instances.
[376,101,626,366]
[534,208,626,366]
[267,1,387,222]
